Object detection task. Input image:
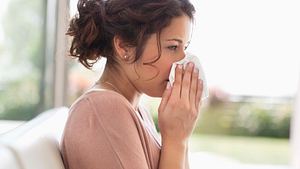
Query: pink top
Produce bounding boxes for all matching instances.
[60,89,161,169]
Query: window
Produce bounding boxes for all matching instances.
[185,0,300,167]
[0,0,50,122]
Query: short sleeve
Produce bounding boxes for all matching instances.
[62,93,151,169]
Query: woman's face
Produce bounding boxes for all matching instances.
[126,14,192,97]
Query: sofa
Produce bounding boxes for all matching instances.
[0,107,69,169]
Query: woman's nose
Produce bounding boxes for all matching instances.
[175,50,186,62]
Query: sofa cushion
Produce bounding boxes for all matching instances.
[0,107,69,169]
[0,144,21,169]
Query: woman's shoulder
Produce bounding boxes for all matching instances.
[69,89,134,115]
[65,89,140,134]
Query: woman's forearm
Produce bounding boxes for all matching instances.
[158,139,187,169]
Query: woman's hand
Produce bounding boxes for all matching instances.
[158,62,203,143]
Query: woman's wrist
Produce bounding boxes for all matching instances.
[161,138,188,152]
[161,136,188,147]
[159,138,188,169]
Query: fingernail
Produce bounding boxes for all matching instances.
[199,79,203,84]
[166,82,171,89]
[189,62,194,68]
[194,67,199,74]
[177,64,182,69]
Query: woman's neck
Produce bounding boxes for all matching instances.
[97,65,141,111]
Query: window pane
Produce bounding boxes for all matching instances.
[0,0,48,121]
[186,0,299,167]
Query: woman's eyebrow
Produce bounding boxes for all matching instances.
[166,38,191,45]
[166,38,183,43]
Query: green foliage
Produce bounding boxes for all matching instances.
[195,101,292,138]
[0,103,38,121]
[0,0,45,120]
[149,98,292,138]
[0,74,41,120]
[1,0,44,71]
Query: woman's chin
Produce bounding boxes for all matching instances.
[143,82,168,98]
[144,89,164,98]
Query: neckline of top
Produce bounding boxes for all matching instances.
[85,87,144,120]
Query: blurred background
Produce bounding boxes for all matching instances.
[0,0,299,168]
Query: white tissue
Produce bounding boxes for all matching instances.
[168,53,209,101]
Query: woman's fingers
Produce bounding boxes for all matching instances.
[195,79,203,110]
[170,64,183,99]
[181,62,194,100]
[190,67,199,109]
[158,83,172,113]
[169,62,200,110]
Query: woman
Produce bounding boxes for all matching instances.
[60,0,203,169]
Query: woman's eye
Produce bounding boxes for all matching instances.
[168,45,178,50]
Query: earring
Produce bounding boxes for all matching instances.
[124,55,129,60]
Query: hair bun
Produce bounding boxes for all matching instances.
[67,0,107,68]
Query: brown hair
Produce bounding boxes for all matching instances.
[67,0,195,69]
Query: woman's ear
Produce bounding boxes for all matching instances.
[113,36,134,62]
